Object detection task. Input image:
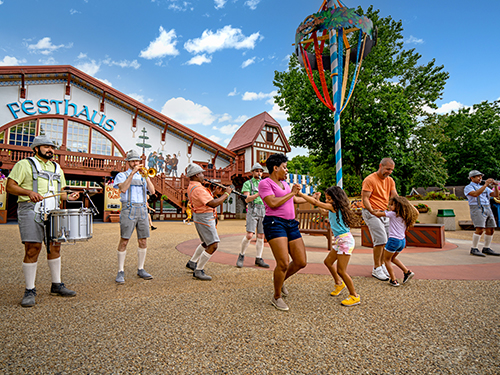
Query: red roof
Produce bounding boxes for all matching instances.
[226,112,291,152]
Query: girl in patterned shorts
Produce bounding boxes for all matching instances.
[298,186,360,306]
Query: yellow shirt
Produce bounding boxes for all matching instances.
[8,156,67,203]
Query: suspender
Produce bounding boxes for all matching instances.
[26,157,61,194]
[121,171,147,207]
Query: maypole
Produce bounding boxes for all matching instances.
[295,0,377,188]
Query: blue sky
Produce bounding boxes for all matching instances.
[1,0,499,158]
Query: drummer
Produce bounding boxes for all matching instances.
[114,150,155,284]
[6,135,80,307]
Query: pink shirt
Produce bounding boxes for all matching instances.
[258,178,296,220]
[385,211,407,240]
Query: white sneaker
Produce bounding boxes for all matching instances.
[381,264,390,278]
[372,266,389,281]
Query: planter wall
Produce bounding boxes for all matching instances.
[411,200,470,230]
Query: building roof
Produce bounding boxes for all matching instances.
[0,65,236,162]
[226,111,291,152]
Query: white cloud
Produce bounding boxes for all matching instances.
[242,90,277,101]
[77,52,87,59]
[241,57,255,68]
[218,113,232,122]
[168,1,193,11]
[70,9,80,15]
[423,100,465,115]
[214,0,226,9]
[234,115,248,123]
[0,56,27,66]
[282,125,291,137]
[209,135,222,143]
[405,35,424,45]
[127,93,154,104]
[268,103,287,121]
[184,25,261,55]
[76,60,100,76]
[228,88,238,97]
[105,59,141,69]
[213,124,239,134]
[39,57,57,65]
[161,97,216,125]
[139,26,179,59]
[245,0,261,10]
[186,54,212,65]
[0,1,4,4]
[27,37,71,55]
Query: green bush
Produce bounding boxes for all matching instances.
[408,191,464,201]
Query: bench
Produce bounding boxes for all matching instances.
[296,209,332,251]
[361,223,445,248]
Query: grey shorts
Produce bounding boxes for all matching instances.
[193,212,220,246]
[246,206,265,234]
[470,205,497,228]
[362,208,390,246]
[17,201,45,243]
[120,206,150,240]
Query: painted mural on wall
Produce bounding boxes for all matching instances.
[147,151,181,176]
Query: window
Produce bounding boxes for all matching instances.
[39,118,64,147]
[8,120,37,147]
[0,130,4,144]
[91,129,112,156]
[266,131,273,143]
[67,121,90,153]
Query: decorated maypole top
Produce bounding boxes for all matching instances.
[295,0,377,187]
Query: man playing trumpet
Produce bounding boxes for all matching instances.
[7,135,80,307]
[114,150,155,284]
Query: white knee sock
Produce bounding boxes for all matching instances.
[117,250,127,272]
[256,238,264,258]
[240,237,251,255]
[137,248,147,270]
[190,244,205,263]
[484,235,493,248]
[47,257,61,284]
[472,234,481,248]
[196,251,212,270]
[23,262,38,290]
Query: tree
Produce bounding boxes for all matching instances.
[274,6,449,195]
[437,100,500,185]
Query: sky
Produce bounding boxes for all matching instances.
[1,0,499,158]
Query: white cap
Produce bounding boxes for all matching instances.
[186,163,204,177]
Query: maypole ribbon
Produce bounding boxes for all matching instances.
[295,0,377,188]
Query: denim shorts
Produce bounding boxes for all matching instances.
[385,237,406,253]
[263,216,302,242]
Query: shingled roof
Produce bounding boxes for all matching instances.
[226,111,291,152]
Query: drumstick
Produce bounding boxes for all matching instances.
[41,192,67,200]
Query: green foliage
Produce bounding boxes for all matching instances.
[287,155,313,175]
[408,191,464,201]
[436,100,500,185]
[273,6,449,195]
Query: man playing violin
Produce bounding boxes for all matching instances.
[114,150,155,284]
[7,135,80,307]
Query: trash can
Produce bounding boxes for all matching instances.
[437,209,456,231]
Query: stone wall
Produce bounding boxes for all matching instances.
[411,200,470,230]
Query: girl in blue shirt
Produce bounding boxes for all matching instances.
[298,186,360,306]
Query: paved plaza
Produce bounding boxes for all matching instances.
[0,220,499,374]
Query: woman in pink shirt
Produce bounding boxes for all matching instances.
[259,153,307,311]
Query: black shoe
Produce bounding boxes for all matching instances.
[21,288,36,307]
[186,260,197,270]
[255,257,270,268]
[482,247,500,256]
[50,283,76,297]
[470,248,486,257]
[151,226,157,231]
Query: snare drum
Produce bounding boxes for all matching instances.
[50,208,93,242]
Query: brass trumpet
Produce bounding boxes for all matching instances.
[139,166,157,178]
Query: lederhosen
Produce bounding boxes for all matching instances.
[189,184,219,246]
[247,178,265,218]
[121,171,148,220]
[17,157,61,249]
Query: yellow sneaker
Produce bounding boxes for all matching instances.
[330,282,346,296]
[341,294,360,307]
